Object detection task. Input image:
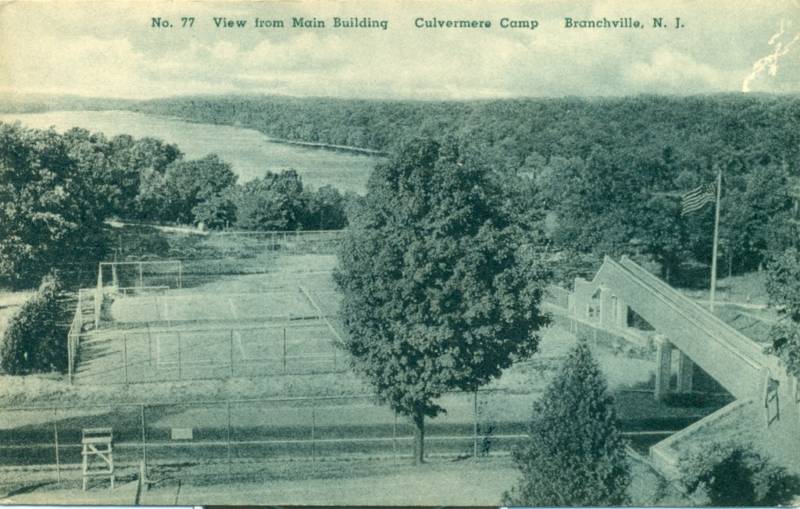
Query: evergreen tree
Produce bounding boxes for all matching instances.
[0,273,69,374]
[505,342,630,506]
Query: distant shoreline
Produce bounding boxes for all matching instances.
[259,136,387,156]
[146,111,388,157]
[0,108,387,158]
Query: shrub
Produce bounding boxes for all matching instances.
[504,342,630,506]
[679,441,799,506]
[765,248,800,381]
[0,274,70,374]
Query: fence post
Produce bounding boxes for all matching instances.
[139,461,147,493]
[67,333,73,385]
[473,391,478,459]
[177,262,183,289]
[229,330,234,377]
[393,412,398,464]
[177,332,182,381]
[123,334,129,385]
[226,401,232,475]
[283,328,287,374]
[53,407,61,482]
[311,400,316,463]
[138,262,144,289]
[140,404,147,479]
[95,265,102,329]
[147,324,152,367]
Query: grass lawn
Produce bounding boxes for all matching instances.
[0,228,737,504]
[681,270,769,306]
[0,454,691,506]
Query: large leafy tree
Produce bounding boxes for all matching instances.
[334,138,550,464]
[505,342,630,506]
[234,170,308,231]
[543,145,685,278]
[304,184,348,230]
[0,123,109,288]
[161,154,238,225]
[722,164,794,272]
[62,130,182,218]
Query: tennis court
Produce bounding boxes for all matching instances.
[72,251,345,385]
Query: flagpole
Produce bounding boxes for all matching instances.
[709,167,722,312]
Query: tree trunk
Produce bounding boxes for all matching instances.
[412,410,425,465]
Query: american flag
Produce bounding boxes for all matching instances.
[681,182,716,216]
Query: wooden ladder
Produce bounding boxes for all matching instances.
[81,427,114,490]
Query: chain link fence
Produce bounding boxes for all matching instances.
[0,390,534,484]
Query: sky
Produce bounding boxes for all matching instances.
[0,0,798,100]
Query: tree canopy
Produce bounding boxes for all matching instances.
[334,138,550,464]
[130,94,800,279]
[0,123,110,287]
[0,121,353,289]
[765,248,800,380]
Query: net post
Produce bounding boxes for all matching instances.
[138,261,144,289]
[53,407,61,482]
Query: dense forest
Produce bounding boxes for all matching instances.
[0,122,350,288]
[2,93,799,284]
[129,94,800,162]
[129,94,800,280]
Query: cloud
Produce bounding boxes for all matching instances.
[623,47,735,93]
[0,0,798,99]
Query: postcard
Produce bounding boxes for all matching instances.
[0,0,798,506]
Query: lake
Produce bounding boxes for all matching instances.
[0,110,379,194]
